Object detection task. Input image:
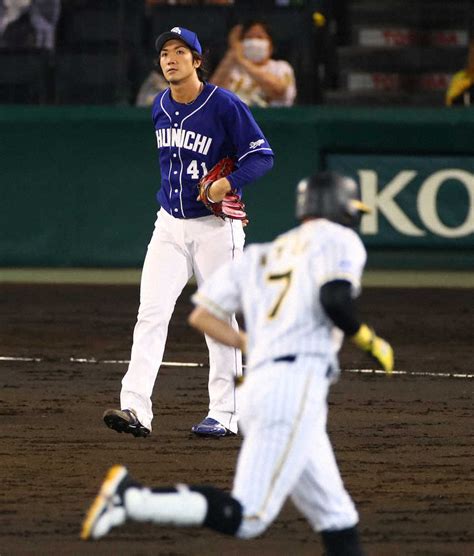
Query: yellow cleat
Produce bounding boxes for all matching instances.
[81,465,129,540]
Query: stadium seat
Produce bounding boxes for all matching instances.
[0,49,51,104]
[326,0,472,106]
[57,0,143,48]
[53,51,130,105]
[148,5,230,48]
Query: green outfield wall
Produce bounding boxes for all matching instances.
[1,105,473,268]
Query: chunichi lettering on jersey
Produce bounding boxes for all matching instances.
[155,128,213,155]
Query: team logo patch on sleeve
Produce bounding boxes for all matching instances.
[339,260,353,271]
[249,139,265,149]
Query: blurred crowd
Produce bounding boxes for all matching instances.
[0,0,60,50]
[137,20,297,107]
[0,0,472,107]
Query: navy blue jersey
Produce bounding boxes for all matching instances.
[152,83,274,219]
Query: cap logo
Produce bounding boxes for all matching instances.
[171,27,182,34]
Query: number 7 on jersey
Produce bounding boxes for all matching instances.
[266,270,293,319]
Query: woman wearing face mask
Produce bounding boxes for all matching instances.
[210,21,297,107]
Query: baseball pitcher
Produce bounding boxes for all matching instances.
[103,26,274,438]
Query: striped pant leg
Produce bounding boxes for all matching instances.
[232,362,329,539]
[290,428,359,532]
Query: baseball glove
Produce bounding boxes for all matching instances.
[197,157,248,222]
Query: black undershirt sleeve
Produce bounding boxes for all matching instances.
[319,280,361,336]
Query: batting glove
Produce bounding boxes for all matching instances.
[352,324,394,375]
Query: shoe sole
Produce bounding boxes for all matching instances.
[103,410,150,438]
[191,428,235,438]
[80,465,128,540]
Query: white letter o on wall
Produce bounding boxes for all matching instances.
[417,169,474,238]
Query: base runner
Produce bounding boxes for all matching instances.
[82,172,394,556]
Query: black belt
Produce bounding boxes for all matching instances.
[273,355,297,363]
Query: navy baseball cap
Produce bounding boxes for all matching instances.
[155,27,202,55]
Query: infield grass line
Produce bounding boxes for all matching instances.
[1,268,473,288]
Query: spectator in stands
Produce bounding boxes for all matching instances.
[446,23,474,106]
[0,0,60,50]
[136,67,168,107]
[210,20,296,107]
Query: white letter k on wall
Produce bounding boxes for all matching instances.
[358,170,425,236]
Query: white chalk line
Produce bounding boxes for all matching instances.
[0,355,472,379]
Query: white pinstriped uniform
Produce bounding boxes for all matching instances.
[192,218,367,538]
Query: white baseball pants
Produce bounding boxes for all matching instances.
[232,356,359,538]
[120,208,245,432]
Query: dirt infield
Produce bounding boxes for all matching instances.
[1,283,473,555]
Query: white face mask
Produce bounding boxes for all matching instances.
[242,38,271,63]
